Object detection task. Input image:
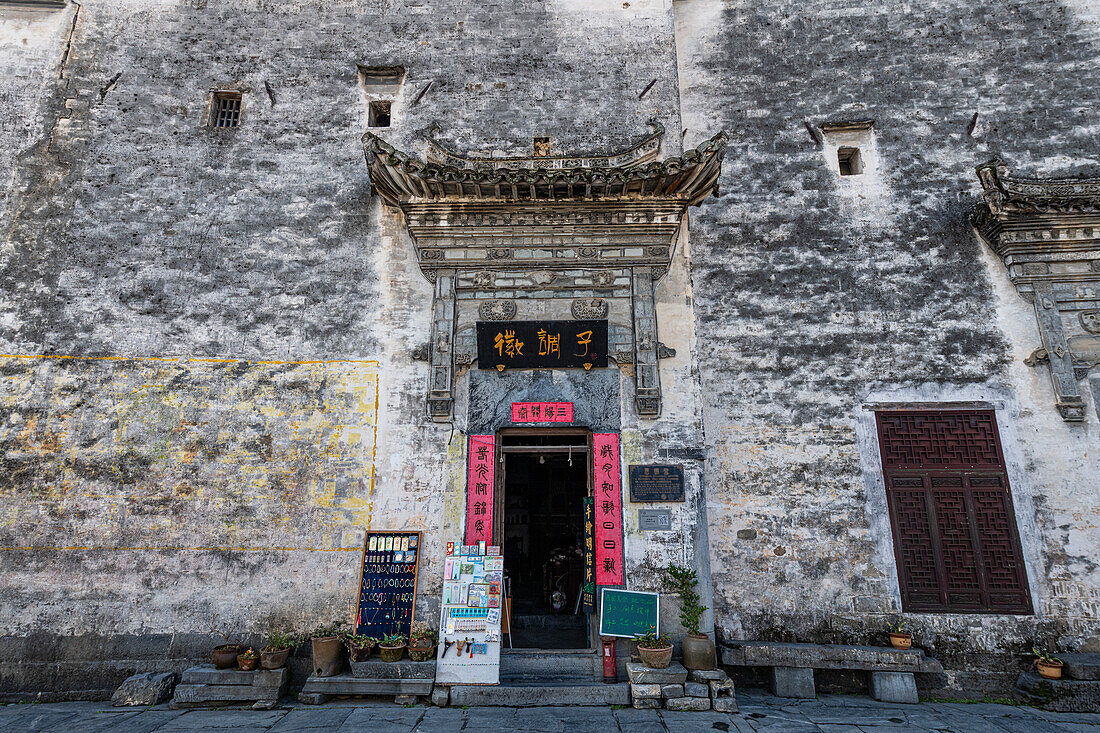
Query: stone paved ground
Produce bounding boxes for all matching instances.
[0,689,1098,732]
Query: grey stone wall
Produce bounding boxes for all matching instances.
[675,0,1100,692]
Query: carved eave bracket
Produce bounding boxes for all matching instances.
[974,158,1100,421]
[364,128,727,421]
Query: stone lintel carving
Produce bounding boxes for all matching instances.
[366,129,727,421]
[974,158,1100,422]
[427,271,456,421]
[572,298,609,319]
[632,267,662,418]
[479,300,516,321]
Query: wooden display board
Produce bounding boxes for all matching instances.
[435,542,503,685]
[354,530,421,640]
[599,588,659,639]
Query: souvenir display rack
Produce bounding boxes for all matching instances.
[435,541,504,685]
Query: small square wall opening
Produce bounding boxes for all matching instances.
[837,146,863,176]
[210,91,242,129]
[533,137,551,157]
[369,100,392,128]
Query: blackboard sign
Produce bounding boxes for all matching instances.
[476,320,608,369]
[599,588,660,639]
[629,465,685,502]
[355,531,422,640]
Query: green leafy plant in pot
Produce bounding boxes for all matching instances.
[379,632,407,663]
[634,628,674,670]
[311,623,345,677]
[407,623,438,662]
[261,630,298,670]
[345,634,378,663]
[1033,647,1064,680]
[667,563,715,670]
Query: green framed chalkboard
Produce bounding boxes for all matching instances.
[598,588,659,639]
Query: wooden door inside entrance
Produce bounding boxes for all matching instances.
[496,430,592,649]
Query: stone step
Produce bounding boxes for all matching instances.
[499,650,598,681]
[449,681,629,707]
[1016,671,1100,713]
[300,674,433,697]
[1062,653,1100,681]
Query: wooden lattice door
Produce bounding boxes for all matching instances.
[875,410,1032,614]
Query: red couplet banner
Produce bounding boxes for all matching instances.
[465,435,495,545]
[593,433,624,586]
[510,402,574,423]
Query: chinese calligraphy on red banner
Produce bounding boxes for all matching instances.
[510,402,574,423]
[465,435,495,545]
[593,433,624,586]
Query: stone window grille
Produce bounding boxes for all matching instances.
[210,91,242,128]
[875,409,1032,614]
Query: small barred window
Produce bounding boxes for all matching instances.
[211,91,242,129]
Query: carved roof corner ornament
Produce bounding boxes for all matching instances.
[974,158,1100,422]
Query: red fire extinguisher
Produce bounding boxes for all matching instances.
[601,636,617,683]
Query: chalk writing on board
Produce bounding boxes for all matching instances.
[599,588,660,639]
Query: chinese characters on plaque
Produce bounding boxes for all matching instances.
[465,435,495,545]
[582,497,596,612]
[593,433,624,586]
[510,402,574,423]
[476,320,608,369]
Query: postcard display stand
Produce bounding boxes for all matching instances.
[435,543,504,685]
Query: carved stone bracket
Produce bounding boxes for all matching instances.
[1032,283,1086,421]
[427,271,457,421]
[632,267,662,418]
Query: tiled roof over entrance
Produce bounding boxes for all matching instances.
[363,128,728,207]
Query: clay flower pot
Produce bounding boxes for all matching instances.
[888,633,913,650]
[407,642,435,662]
[637,644,674,669]
[1037,660,1063,680]
[681,634,716,670]
[348,642,374,663]
[312,636,343,677]
[237,654,258,671]
[379,643,406,663]
[260,649,290,670]
[212,644,243,669]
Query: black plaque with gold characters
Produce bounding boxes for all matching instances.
[476,320,608,369]
[628,465,685,502]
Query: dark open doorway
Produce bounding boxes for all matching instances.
[500,432,590,649]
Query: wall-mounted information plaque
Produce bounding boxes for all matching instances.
[354,530,422,641]
[628,464,685,502]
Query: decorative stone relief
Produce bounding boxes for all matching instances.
[578,247,599,258]
[478,300,516,321]
[593,271,614,286]
[657,342,677,359]
[572,298,609,319]
[422,249,443,260]
[473,271,494,287]
[427,272,457,421]
[631,267,662,417]
[489,248,512,260]
[974,158,1100,421]
[531,271,557,285]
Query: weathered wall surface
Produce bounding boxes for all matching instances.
[675,0,1100,692]
[0,0,691,699]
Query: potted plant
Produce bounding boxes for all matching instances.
[667,563,714,670]
[311,624,344,678]
[379,632,407,663]
[887,621,912,650]
[634,628,674,670]
[237,648,259,672]
[209,618,243,670]
[261,630,296,670]
[407,623,437,662]
[1033,648,1063,680]
[345,633,378,663]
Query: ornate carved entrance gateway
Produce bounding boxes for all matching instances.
[363,124,727,421]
